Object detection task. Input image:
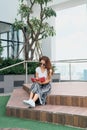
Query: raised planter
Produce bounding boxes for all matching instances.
[0,73,60,93]
[0,74,34,93]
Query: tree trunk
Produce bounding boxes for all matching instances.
[23,40,43,60]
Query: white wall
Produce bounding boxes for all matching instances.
[0,0,19,23]
[43,0,87,61]
[41,17,56,60]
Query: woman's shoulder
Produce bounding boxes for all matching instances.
[36,66,40,71]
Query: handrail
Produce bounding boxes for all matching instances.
[52,59,87,63]
[0,60,38,84]
[0,58,87,83]
[1,59,87,72]
[0,60,28,83]
[52,59,87,81]
[0,61,25,71]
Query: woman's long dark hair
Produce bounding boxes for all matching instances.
[39,56,53,75]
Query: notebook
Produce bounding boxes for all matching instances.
[31,77,45,82]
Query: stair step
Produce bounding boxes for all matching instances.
[6,87,87,128]
[23,83,87,107]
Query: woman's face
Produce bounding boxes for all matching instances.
[39,59,46,68]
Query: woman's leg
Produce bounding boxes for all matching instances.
[29,91,34,99]
[23,91,34,104]
[32,93,39,102]
[23,83,39,107]
[24,93,39,107]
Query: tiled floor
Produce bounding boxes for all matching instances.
[6,82,87,128]
[24,82,87,96]
[7,82,87,114]
[51,82,87,96]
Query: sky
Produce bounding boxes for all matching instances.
[0,0,19,23]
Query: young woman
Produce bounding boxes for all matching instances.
[23,56,53,107]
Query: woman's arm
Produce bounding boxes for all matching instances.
[35,72,39,79]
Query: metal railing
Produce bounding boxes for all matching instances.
[0,60,32,84]
[53,59,87,81]
[0,59,87,82]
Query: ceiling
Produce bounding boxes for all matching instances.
[50,0,87,11]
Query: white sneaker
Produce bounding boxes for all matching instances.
[23,99,30,105]
[28,99,35,107]
[23,99,35,107]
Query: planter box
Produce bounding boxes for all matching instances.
[52,73,60,82]
[0,73,60,93]
[0,74,34,93]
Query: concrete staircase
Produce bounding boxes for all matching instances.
[6,82,87,128]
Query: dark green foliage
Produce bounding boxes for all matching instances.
[0,58,39,74]
[28,62,39,74]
